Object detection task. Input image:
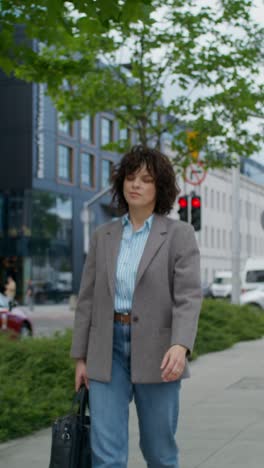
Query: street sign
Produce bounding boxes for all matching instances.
[184,161,207,186]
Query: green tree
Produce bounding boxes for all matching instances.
[1,0,263,172]
[0,0,154,73]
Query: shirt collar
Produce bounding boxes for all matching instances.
[122,213,154,231]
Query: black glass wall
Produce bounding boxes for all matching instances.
[0,190,32,299]
[31,191,73,303]
[0,190,72,303]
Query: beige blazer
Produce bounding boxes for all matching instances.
[70,214,202,383]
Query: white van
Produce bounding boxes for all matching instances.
[210,271,232,298]
[241,257,264,293]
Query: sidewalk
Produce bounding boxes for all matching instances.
[25,303,75,318]
[0,338,264,468]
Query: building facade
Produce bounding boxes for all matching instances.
[1,70,263,300]
[170,168,264,286]
[0,74,134,302]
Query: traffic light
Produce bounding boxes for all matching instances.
[178,196,188,222]
[191,195,201,231]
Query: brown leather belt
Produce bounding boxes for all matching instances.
[114,311,131,325]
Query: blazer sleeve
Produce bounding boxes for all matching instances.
[70,230,97,359]
[171,224,202,354]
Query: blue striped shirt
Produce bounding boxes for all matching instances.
[114,213,154,313]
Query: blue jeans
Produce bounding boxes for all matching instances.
[89,321,181,468]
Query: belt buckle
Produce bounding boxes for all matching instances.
[121,313,128,324]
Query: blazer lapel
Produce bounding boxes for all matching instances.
[134,214,167,289]
[105,219,123,301]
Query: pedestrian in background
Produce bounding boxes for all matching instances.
[4,275,16,301]
[25,279,35,311]
[71,145,202,468]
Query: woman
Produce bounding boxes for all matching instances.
[5,275,16,301]
[70,145,202,468]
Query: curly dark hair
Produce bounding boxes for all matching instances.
[111,145,180,215]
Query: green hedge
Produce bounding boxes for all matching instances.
[193,299,264,358]
[1,300,264,442]
[0,330,75,442]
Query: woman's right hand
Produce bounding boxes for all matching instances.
[75,359,89,391]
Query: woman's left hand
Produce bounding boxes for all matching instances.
[160,345,187,382]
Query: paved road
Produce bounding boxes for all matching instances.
[1,334,264,468]
[25,304,74,337]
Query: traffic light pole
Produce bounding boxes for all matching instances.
[231,157,241,304]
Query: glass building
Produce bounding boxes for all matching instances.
[0,72,134,303]
[0,190,72,302]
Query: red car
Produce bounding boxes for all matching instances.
[0,293,33,338]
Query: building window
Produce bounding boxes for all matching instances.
[211,227,214,248]
[31,191,73,303]
[222,193,226,211]
[255,237,258,254]
[81,115,94,143]
[81,153,95,187]
[222,229,226,249]
[58,145,73,182]
[101,159,113,188]
[119,127,131,142]
[211,189,214,209]
[204,186,208,208]
[58,112,73,136]
[246,201,251,220]
[101,117,113,146]
[217,228,220,248]
[216,191,220,210]
[229,195,232,213]
[204,226,208,247]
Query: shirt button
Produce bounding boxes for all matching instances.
[133,316,139,322]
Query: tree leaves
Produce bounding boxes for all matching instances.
[0,0,263,171]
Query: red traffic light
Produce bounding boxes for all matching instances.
[191,196,201,208]
[178,196,188,208]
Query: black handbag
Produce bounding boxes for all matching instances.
[49,385,91,468]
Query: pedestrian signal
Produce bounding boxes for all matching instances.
[178,196,188,222]
[191,195,201,231]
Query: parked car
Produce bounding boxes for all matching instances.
[210,271,232,299]
[0,293,33,338]
[34,281,72,304]
[240,286,264,309]
[241,257,264,294]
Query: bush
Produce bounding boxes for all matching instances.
[1,300,264,442]
[0,330,75,442]
[192,299,264,359]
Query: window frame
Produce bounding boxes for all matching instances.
[80,152,96,190]
[101,158,114,189]
[80,115,95,145]
[57,112,74,137]
[57,144,74,185]
[101,116,114,147]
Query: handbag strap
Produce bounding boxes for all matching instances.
[72,385,89,425]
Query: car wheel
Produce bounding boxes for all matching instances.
[20,324,32,338]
